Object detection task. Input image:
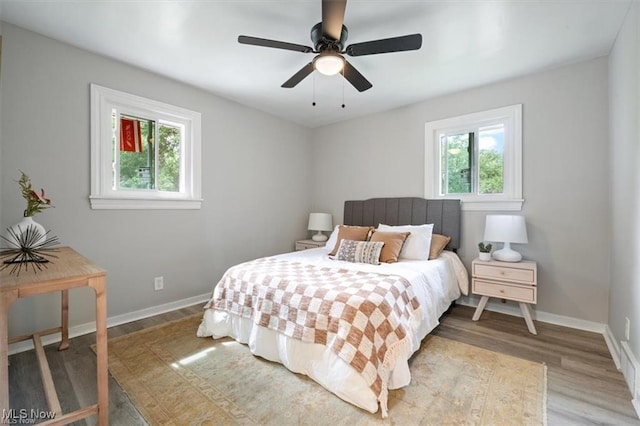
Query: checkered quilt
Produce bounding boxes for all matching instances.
[208,257,421,416]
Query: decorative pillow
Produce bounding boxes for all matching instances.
[335,239,384,265]
[324,225,340,252]
[369,230,410,263]
[377,223,434,260]
[429,234,452,260]
[328,225,373,256]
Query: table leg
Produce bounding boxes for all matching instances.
[519,302,537,335]
[58,290,69,351]
[472,296,489,321]
[88,276,108,426]
[1,290,19,419]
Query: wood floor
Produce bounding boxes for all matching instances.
[7,303,640,425]
[433,305,639,425]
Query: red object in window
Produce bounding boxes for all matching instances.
[120,118,142,152]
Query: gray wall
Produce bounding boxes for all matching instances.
[609,4,640,360]
[0,23,313,336]
[0,20,621,336]
[311,57,611,323]
[0,21,4,232]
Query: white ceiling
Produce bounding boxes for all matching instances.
[0,1,632,128]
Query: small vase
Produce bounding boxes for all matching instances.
[478,252,492,261]
[5,216,47,248]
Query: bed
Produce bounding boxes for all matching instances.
[197,197,467,417]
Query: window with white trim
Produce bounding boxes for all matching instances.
[90,84,202,209]
[425,104,523,211]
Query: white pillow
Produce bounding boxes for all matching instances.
[324,225,340,252]
[377,223,434,260]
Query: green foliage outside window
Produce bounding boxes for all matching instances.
[442,132,504,195]
[116,118,181,192]
[157,124,181,192]
[443,133,471,194]
[479,149,503,194]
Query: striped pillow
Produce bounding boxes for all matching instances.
[335,239,384,265]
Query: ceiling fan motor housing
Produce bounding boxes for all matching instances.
[311,22,348,52]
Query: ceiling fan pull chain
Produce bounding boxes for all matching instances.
[312,73,317,106]
[341,70,346,109]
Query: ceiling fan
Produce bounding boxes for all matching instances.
[238,0,422,92]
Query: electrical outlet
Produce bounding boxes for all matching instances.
[626,317,631,341]
[154,276,164,291]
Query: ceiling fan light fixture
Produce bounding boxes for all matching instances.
[313,53,345,76]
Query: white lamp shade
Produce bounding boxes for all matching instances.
[313,54,344,76]
[308,213,333,232]
[483,215,528,243]
[308,213,333,242]
[483,215,528,262]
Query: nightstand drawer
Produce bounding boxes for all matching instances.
[295,240,326,251]
[472,279,536,303]
[296,242,315,250]
[473,263,535,284]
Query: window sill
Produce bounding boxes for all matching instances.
[90,196,202,210]
[459,198,524,211]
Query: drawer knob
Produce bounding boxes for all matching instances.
[500,271,505,275]
[499,289,505,294]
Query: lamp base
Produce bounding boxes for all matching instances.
[312,232,328,242]
[492,246,522,262]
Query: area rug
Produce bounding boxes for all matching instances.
[104,314,546,425]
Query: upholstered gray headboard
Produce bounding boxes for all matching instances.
[343,197,461,250]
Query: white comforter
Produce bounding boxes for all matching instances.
[197,248,467,415]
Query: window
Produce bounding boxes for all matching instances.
[90,84,202,209]
[425,104,523,211]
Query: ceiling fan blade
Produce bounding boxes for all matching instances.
[342,60,372,92]
[238,35,313,53]
[282,62,315,88]
[345,33,422,56]
[322,0,347,40]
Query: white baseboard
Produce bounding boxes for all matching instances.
[457,298,606,333]
[8,293,211,355]
[621,342,638,393]
[604,325,621,369]
[620,341,640,419]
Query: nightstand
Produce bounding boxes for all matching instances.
[471,258,538,334]
[295,239,326,251]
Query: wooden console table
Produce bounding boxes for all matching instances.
[0,247,108,425]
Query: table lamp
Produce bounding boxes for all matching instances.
[308,213,333,242]
[483,215,528,262]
